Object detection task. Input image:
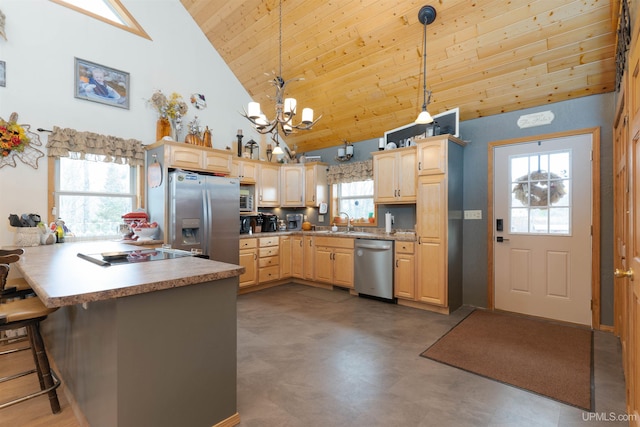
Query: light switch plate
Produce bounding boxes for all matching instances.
[464,210,482,220]
[318,215,324,222]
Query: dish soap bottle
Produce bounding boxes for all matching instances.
[331,223,338,232]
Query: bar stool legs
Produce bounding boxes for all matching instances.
[0,317,61,413]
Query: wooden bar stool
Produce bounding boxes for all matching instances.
[0,263,61,413]
[0,249,33,300]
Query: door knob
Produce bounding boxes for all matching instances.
[614,268,634,280]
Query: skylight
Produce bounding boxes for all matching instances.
[50,0,150,40]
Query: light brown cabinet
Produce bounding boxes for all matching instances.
[281,165,305,207]
[394,241,415,300]
[231,159,258,184]
[258,236,280,283]
[303,235,315,280]
[413,135,465,312]
[314,236,354,288]
[417,138,447,175]
[257,163,280,207]
[291,235,304,279]
[305,163,328,207]
[163,141,232,175]
[280,235,292,278]
[239,238,258,288]
[373,146,416,203]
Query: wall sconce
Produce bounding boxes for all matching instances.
[266,144,273,162]
[335,140,354,162]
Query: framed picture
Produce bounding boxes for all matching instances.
[74,58,129,109]
[0,60,5,87]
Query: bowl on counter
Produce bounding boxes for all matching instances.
[132,227,157,241]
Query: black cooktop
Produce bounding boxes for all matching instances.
[77,248,192,267]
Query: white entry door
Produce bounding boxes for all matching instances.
[493,134,592,325]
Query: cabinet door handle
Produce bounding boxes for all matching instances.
[418,161,422,170]
[397,189,400,197]
[396,260,399,268]
[254,253,257,260]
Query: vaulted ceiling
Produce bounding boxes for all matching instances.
[181,0,620,153]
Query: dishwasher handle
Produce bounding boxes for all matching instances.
[355,241,393,250]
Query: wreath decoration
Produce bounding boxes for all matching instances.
[0,112,45,169]
[512,170,567,207]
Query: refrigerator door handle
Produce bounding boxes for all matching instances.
[202,188,210,256]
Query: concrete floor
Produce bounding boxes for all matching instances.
[236,283,628,427]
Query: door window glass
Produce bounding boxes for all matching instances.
[509,150,571,235]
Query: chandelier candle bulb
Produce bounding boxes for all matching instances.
[248,102,261,119]
[284,98,297,116]
[302,108,314,124]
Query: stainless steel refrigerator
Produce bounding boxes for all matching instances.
[167,170,239,265]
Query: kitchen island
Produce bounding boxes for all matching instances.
[14,241,243,427]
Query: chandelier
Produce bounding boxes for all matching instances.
[242,0,321,137]
[415,5,437,124]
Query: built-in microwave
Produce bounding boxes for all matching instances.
[239,189,254,212]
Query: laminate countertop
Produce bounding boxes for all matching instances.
[240,229,417,241]
[14,241,244,308]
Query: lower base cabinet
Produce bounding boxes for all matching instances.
[280,236,291,278]
[239,238,258,288]
[291,235,304,278]
[394,241,415,299]
[258,236,280,283]
[314,237,354,288]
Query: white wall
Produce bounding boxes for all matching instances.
[0,0,263,246]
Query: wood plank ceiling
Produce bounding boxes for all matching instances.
[181,0,619,153]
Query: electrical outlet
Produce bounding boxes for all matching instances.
[464,210,482,220]
[318,214,324,222]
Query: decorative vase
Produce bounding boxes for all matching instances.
[156,117,171,141]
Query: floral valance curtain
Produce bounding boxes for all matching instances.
[327,160,373,185]
[46,126,145,166]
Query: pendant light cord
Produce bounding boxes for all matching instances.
[421,21,428,110]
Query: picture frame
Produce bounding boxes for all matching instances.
[74,57,129,109]
[0,60,5,88]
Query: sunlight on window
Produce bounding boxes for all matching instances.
[50,0,150,39]
[332,180,375,224]
[57,158,136,238]
[61,0,125,25]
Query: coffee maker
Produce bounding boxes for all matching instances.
[260,213,278,232]
[286,214,303,231]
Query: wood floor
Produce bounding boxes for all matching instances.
[0,337,79,427]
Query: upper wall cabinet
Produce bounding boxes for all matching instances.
[231,159,258,184]
[257,163,280,207]
[372,146,416,203]
[305,163,328,207]
[281,165,305,207]
[149,140,232,175]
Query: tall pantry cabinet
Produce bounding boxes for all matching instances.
[413,135,465,313]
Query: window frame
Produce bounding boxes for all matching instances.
[330,179,377,227]
[50,0,151,40]
[47,157,144,236]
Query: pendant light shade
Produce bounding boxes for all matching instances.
[415,5,436,124]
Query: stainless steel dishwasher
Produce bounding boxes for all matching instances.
[354,239,394,300]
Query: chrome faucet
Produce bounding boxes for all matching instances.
[339,212,353,232]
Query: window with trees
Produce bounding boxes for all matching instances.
[54,157,137,238]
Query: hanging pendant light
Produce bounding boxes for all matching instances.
[415,5,437,124]
[242,0,321,137]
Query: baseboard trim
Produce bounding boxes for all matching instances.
[213,412,241,427]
